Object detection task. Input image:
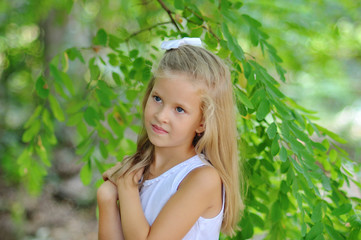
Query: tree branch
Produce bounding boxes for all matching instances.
[125,21,172,41]
[185,7,220,42]
[156,0,181,33]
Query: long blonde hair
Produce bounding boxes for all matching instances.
[112,45,244,236]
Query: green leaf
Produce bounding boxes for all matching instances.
[80,161,92,186]
[290,156,304,174]
[81,146,95,163]
[96,89,111,107]
[89,63,100,80]
[22,120,41,142]
[35,76,49,99]
[35,142,50,167]
[204,32,218,50]
[312,141,327,152]
[324,224,344,240]
[142,65,152,82]
[66,47,85,63]
[133,57,144,68]
[270,200,282,222]
[129,49,139,58]
[112,72,122,85]
[108,114,124,138]
[279,192,289,210]
[249,200,269,214]
[49,95,65,122]
[24,106,42,128]
[267,122,277,139]
[76,131,94,155]
[311,202,322,223]
[26,160,47,195]
[256,99,270,121]
[265,80,285,99]
[67,112,83,126]
[347,214,361,228]
[49,64,63,84]
[321,174,332,191]
[316,124,347,144]
[240,213,254,238]
[271,134,280,156]
[84,106,99,127]
[242,14,262,28]
[217,45,230,59]
[271,99,293,120]
[261,158,275,172]
[305,222,324,240]
[17,147,31,167]
[349,228,361,240]
[190,26,203,37]
[249,212,264,229]
[281,159,290,174]
[236,101,247,116]
[60,71,75,96]
[66,100,86,114]
[279,147,288,162]
[280,180,289,194]
[332,203,352,216]
[174,0,184,9]
[286,166,294,184]
[99,141,108,159]
[236,87,254,109]
[94,157,106,173]
[93,28,107,46]
[301,222,307,237]
[42,109,54,132]
[221,22,244,61]
[250,27,259,46]
[108,53,119,66]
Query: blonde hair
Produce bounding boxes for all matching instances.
[111,45,244,236]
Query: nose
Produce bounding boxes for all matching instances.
[155,106,169,123]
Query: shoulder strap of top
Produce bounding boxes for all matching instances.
[172,154,211,191]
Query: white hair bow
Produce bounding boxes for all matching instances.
[161,37,202,50]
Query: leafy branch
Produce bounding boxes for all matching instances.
[124,21,172,41]
[184,6,220,41]
[156,0,181,32]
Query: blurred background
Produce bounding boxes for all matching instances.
[0,0,360,239]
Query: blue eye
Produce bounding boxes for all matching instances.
[153,96,162,102]
[176,107,185,113]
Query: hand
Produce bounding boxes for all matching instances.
[97,180,118,204]
[116,167,144,191]
[102,161,122,184]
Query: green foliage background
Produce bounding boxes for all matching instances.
[1,0,361,239]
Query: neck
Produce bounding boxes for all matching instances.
[151,145,196,175]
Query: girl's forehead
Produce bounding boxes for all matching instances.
[153,70,206,90]
[154,70,190,81]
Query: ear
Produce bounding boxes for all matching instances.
[195,121,205,134]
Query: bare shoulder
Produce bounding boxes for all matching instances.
[148,166,222,239]
[179,166,222,195]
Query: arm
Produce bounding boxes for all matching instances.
[97,181,124,240]
[117,166,222,240]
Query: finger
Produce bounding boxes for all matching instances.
[133,167,145,184]
[102,173,108,181]
[102,162,122,181]
[102,170,110,181]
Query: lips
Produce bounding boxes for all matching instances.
[151,124,168,134]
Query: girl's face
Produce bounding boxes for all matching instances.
[144,72,205,152]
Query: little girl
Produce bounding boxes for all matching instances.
[97,38,244,240]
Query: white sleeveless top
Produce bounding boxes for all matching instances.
[139,155,224,240]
